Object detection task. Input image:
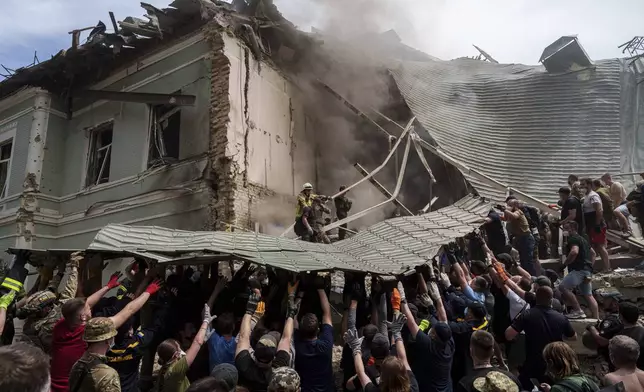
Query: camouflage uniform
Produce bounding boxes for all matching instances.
[69,317,120,392]
[334,193,352,240]
[268,366,301,392]
[312,202,331,244]
[19,261,78,352]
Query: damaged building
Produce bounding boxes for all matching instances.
[0,0,643,253]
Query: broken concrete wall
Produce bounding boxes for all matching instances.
[216,32,316,231]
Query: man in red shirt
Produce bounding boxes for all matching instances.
[49,270,123,392]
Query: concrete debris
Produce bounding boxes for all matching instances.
[539,35,593,73]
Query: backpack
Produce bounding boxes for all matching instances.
[555,375,600,392]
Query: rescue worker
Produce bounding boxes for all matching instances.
[16,251,81,352]
[106,290,172,392]
[312,197,331,244]
[69,317,122,392]
[583,292,623,366]
[334,185,352,240]
[0,250,30,345]
[295,183,316,222]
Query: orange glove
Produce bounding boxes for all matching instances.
[391,288,401,312]
[492,262,509,283]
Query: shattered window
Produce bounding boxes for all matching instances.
[86,121,113,187]
[0,140,12,198]
[148,103,181,168]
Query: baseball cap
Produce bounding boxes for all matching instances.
[268,367,301,392]
[255,334,278,363]
[432,322,452,343]
[370,333,390,359]
[210,363,238,392]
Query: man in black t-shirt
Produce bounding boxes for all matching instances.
[558,221,599,320]
[505,286,576,390]
[449,303,489,386]
[457,330,520,392]
[484,210,507,256]
[559,187,584,234]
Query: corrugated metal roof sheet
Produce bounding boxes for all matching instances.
[87,196,491,275]
[390,58,625,203]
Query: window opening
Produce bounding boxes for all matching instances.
[86,121,113,187]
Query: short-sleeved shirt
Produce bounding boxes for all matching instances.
[456,367,521,392]
[584,191,603,225]
[69,352,121,392]
[566,234,592,272]
[50,319,87,392]
[610,182,627,205]
[561,197,584,233]
[207,332,236,370]
[236,349,291,392]
[295,324,335,392]
[506,290,529,322]
[364,371,419,392]
[156,356,190,392]
[410,329,454,392]
[511,306,575,379]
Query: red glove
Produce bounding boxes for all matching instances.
[391,288,401,312]
[145,279,163,295]
[107,272,123,289]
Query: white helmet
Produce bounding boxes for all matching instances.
[302,183,313,190]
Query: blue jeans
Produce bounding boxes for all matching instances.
[516,233,536,276]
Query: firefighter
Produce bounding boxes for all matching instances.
[312,197,331,244]
[295,183,316,221]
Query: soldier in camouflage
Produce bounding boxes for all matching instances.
[311,197,331,244]
[16,251,81,352]
[268,366,301,392]
[69,317,121,392]
[334,185,353,240]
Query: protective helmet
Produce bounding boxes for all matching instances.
[16,290,57,318]
[302,183,313,190]
[84,317,117,343]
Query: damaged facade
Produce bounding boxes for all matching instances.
[0,2,319,250]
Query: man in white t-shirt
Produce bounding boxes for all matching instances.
[582,179,610,271]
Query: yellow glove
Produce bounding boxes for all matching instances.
[0,290,16,310]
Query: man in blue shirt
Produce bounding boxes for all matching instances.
[294,278,334,392]
[207,312,236,370]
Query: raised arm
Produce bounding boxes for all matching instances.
[185,303,215,367]
[389,313,411,370]
[109,279,160,329]
[0,291,16,336]
[344,328,371,389]
[278,285,300,354]
[316,277,332,326]
[206,275,229,309]
[58,252,83,302]
[236,290,260,355]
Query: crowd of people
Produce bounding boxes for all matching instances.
[0,174,644,392]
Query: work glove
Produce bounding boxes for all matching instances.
[418,293,434,308]
[419,319,430,332]
[350,281,363,302]
[439,273,451,289]
[288,280,299,298]
[144,279,163,295]
[287,297,301,319]
[107,272,124,290]
[0,290,16,310]
[387,313,407,342]
[343,328,362,356]
[397,282,407,304]
[246,291,261,315]
[252,301,266,322]
[391,288,402,312]
[428,282,441,302]
[492,262,509,283]
[69,251,84,268]
[202,304,216,325]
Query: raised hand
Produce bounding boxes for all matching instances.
[144,279,163,295]
[107,272,124,289]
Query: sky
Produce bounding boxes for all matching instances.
[0,0,642,73]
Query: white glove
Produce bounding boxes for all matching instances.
[440,273,451,289]
[397,281,407,303]
[428,282,441,302]
[418,293,434,308]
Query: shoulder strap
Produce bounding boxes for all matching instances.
[70,357,104,392]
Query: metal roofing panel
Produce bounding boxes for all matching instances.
[87,196,491,275]
[390,58,625,203]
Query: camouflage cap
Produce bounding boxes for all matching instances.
[473,371,519,392]
[16,290,56,317]
[268,367,300,392]
[84,317,117,343]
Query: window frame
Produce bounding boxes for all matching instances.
[0,124,16,200]
[84,120,114,188]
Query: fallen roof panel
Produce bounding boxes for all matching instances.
[87,195,491,275]
[390,58,626,203]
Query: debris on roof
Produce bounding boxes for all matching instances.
[539,35,593,73]
[85,195,490,275]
